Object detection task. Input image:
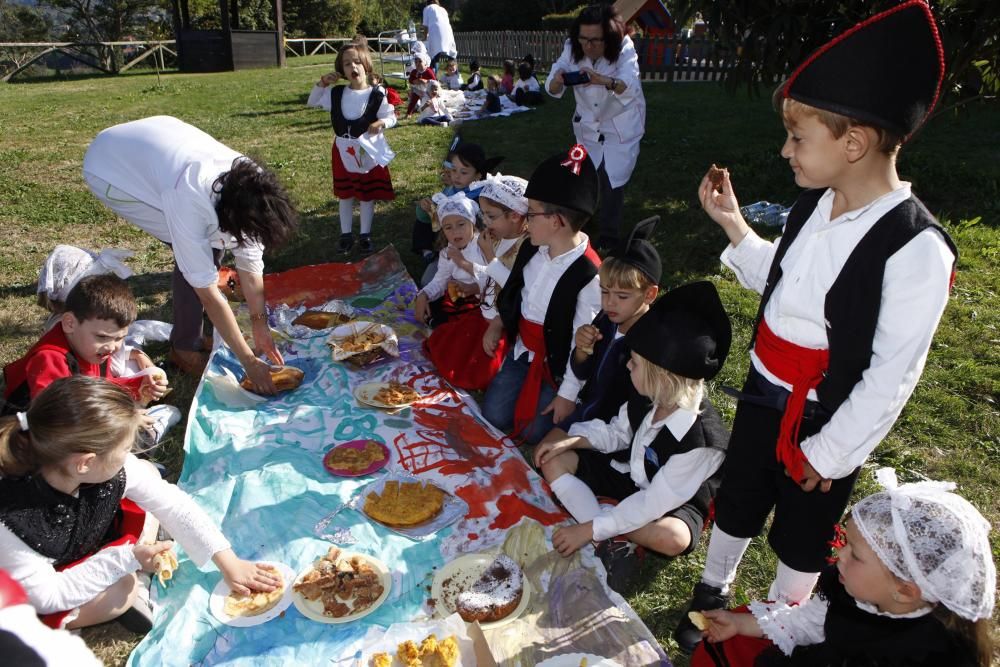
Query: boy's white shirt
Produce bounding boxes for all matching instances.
[0,454,230,614]
[513,236,602,403]
[568,403,724,541]
[420,233,484,301]
[512,77,540,93]
[721,184,954,479]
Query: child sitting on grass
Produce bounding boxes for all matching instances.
[417,80,453,126]
[479,75,503,116]
[565,216,661,427]
[462,60,483,91]
[693,469,995,667]
[439,58,463,90]
[405,52,437,117]
[534,281,731,591]
[424,173,529,390]
[413,192,483,328]
[0,376,280,633]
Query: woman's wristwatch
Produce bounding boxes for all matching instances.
[606,77,618,92]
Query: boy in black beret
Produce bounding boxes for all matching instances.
[482,145,602,444]
[563,215,662,428]
[534,281,731,592]
[674,0,959,652]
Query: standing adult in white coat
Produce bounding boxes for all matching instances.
[422,0,457,71]
[546,4,646,251]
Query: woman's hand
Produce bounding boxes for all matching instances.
[243,356,277,395]
[134,541,174,572]
[214,549,282,596]
[578,67,608,88]
[552,523,594,557]
[252,319,284,366]
[550,69,566,95]
[698,168,750,247]
[482,317,503,355]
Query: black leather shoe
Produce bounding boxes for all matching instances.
[337,233,354,254]
[674,581,729,653]
[359,233,374,255]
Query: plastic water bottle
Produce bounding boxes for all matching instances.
[741,201,789,228]
[408,20,417,41]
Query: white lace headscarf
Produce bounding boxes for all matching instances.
[470,172,529,214]
[37,244,134,303]
[431,191,479,224]
[852,468,996,621]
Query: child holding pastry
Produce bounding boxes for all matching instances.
[423,173,529,390]
[534,281,731,591]
[691,469,995,667]
[0,376,279,632]
[412,192,484,328]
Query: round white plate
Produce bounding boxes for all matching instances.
[291,551,391,624]
[535,654,622,667]
[430,553,531,630]
[208,561,295,627]
[353,381,421,409]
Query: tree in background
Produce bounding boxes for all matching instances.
[0,0,52,76]
[670,0,998,111]
[357,0,418,36]
[457,0,585,31]
[281,0,362,37]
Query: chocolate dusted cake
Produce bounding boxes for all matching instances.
[455,554,523,623]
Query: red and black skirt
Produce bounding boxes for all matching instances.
[424,307,508,391]
[331,143,395,202]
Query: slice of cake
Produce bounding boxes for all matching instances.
[455,554,523,623]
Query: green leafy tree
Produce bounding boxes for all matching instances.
[670,0,999,109]
[282,0,363,36]
[0,0,52,76]
[357,0,417,35]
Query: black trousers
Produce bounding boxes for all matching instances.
[169,247,224,351]
[597,160,625,245]
[713,370,860,572]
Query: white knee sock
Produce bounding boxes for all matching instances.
[339,198,355,234]
[768,560,819,604]
[549,475,601,524]
[701,527,751,594]
[359,200,375,234]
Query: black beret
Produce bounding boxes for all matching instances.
[612,216,662,284]
[524,144,599,216]
[781,0,945,138]
[624,281,731,380]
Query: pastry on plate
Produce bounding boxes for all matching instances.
[363,481,445,528]
[223,568,285,618]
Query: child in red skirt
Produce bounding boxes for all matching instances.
[424,173,529,390]
[307,39,397,256]
[413,192,483,329]
[0,377,278,632]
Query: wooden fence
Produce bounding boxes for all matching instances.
[1,40,176,82]
[453,30,733,82]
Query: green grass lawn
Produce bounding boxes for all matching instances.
[1,57,998,665]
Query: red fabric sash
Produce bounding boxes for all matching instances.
[754,319,830,481]
[513,318,554,436]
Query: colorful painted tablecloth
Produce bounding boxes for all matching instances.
[127,248,670,667]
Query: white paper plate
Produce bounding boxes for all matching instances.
[208,561,295,627]
[535,654,622,667]
[430,553,531,629]
[354,381,422,409]
[291,551,391,624]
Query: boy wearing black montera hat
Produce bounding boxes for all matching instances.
[534,281,731,592]
[482,145,602,445]
[674,1,959,652]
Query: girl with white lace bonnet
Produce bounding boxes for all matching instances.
[412,191,483,327]
[0,376,279,632]
[694,468,995,667]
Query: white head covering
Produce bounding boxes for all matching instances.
[431,191,479,223]
[852,468,996,621]
[37,245,134,303]
[470,172,529,215]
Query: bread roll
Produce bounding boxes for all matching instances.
[688,610,711,631]
[292,310,350,330]
[240,365,304,394]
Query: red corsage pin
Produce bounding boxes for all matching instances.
[825,522,847,564]
[560,144,588,175]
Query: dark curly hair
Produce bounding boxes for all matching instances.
[213,158,298,250]
[570,4,629,64]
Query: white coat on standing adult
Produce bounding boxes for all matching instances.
[422,0,457,68]
[546,4,646,249]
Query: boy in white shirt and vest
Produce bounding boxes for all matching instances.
[674,0,958,652]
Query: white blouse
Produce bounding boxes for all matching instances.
[568,402,724,541]
[0,455,231,614]
[420,235,484,302]
[473,236,520,321]
[307,84,398,138]
[721,184,954,479]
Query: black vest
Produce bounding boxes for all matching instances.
[750,190,957,413]
[611,397,729,518]
[330,85,386,138]
[755,566,977,667]
[0,468,126,567]
[497,242,600,386]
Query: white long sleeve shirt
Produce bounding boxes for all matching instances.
[307,84,398,135]
[722,185,954,479]
[568,403,725,541]
[512,237,602,402]
[0,455,231,614]
[82,115,264,289]
[544,37,646,188]
[420,235,484,302]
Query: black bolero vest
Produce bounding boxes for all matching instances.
[611,397,729,518]
[497,242,600,386]
[330,85,386,138]
[750,189,957,414]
